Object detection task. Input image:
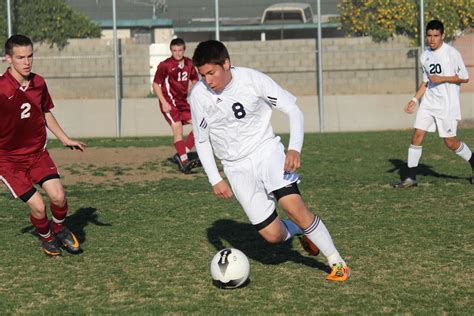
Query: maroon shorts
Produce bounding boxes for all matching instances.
[0,149,59,200]
[160,100,192,126]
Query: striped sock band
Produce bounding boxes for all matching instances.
[455,142,472,162]
[303,216,320,235]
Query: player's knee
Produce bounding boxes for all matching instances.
[49,191,66,207]
[254,210,285,244]
[29,201,47,218]
[260,230,285,244]
[444,138,459,151]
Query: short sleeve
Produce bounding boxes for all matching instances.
[189,63,199,82]
[452,50,469,80]
[420,54,429,83]
[153,62,168,85]
[42,83,54,112]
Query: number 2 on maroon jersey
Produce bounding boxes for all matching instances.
[20,103,31,119]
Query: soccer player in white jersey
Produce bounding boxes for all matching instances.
[189,40,350,282]
[395,20,473,188]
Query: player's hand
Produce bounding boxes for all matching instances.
[64,139,86,151]
[162,101,172,113]
[284,150,301,172]
[213,180,233,199]
[404,100,416,114]
[428,75,444,84]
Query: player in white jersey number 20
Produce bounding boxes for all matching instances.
[394,20,473,188]
[189,40,350,282]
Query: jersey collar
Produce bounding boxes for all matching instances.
[3,68,35,90]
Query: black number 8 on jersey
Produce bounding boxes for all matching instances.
[232,102,246,119]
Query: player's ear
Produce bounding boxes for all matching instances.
[5,54,12,65]
[223,58,231,71]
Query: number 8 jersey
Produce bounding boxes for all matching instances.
[0,70,54,155]
[190,67,304,185]
[420,43,469,120]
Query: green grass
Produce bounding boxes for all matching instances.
[0,129,473,314]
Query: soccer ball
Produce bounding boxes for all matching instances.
[210,248,250,289]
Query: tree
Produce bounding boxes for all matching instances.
[337,0,474,44]
[0,0,101,51]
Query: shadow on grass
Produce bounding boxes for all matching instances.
[19,207,111,248]
[387,158,465,181]
[207,219,330,273]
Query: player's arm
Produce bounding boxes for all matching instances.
[278,103,304,172]
[428,74,469,84]
[254,70,304,172]
[404,82,427,114]
[190,93,233,198]
[152,82,172,113]
[152,64,172,112]
[44,111,86,151]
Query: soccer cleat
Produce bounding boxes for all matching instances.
[187,157,202,169]
[173,154,192,174]
[326,263,350,282]
[298,235,320,256]
[393,177,417,188]
[55,226,81,253]
[172,153,180,165]
[41,238,62,257]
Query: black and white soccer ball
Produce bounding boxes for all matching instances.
[210,248,250,289]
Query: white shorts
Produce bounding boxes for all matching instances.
[223,141,299,226]
[414,107,458,138]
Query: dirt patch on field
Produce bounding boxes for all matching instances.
[48,146,198,185]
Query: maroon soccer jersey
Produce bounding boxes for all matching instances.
[0,69,54,155]
[153,56,198,106]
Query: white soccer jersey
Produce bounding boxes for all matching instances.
[420,43,469,120]
[189,67,304,185]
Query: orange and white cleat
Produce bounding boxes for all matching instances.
[298,235,320,256]
[326,263,351,282]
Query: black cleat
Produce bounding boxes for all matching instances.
[393,177,418,188]
[41,238,62,257]
[172,153,180,165]
[187,157,202,169]
[55,226,81,253]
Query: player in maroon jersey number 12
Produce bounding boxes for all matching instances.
[152,38,200,174]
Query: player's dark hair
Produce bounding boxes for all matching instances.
[4,34,33,56]
[170,37,186,49]
[192,40,230,67]
[426,20,444,34]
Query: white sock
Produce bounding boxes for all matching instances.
[281,219,303,241]
[303,216,345,267]
[455,142,472,161]
[408,144,422,168]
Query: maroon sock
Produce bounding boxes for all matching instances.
[30,213,52,241]
[185,131,195,152]
[174,140,188,164]
[50,201,68,234]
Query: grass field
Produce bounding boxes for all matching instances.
[0,129,473,314]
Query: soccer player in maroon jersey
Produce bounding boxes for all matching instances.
[153,38,200,174]
[0,35,85,256]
